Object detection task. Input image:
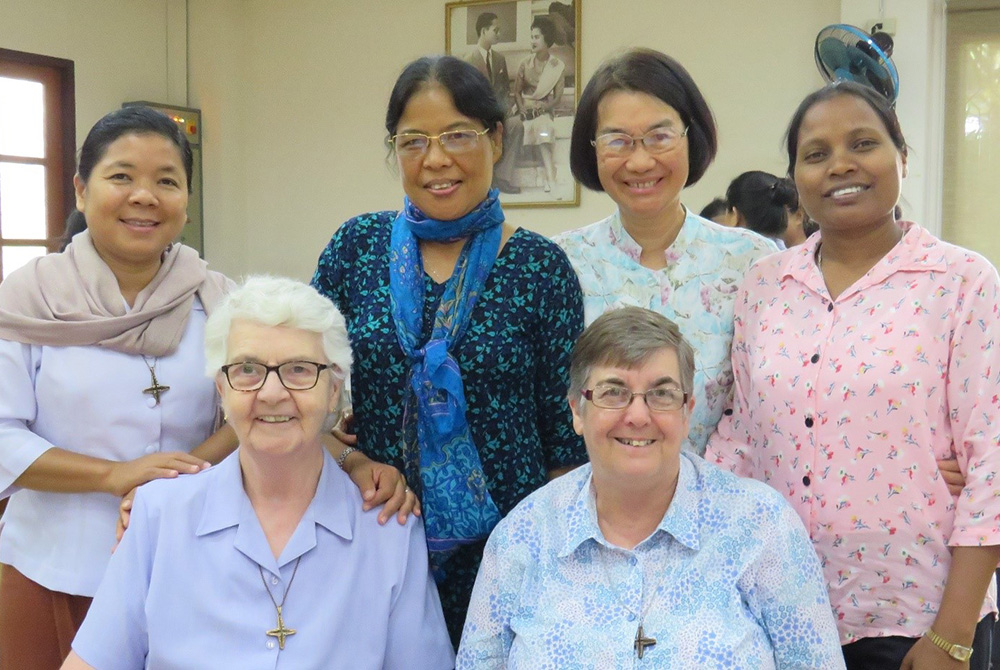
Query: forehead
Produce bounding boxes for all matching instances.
[596,89,683,131]
[798,94,890,142]
[588,347,682,383]
[397,83,476,132]
[97,132,184,167]
[226,320,325,362]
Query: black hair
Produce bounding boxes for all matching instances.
[59,209,88,252]
[385,56,506,139]
[784,80,906,175]
[699,197,728,222]
[476,12,498,37]
[725,171,797,238]
[570,48,717,191]
[77,106,193,193]
[531,16,557,48]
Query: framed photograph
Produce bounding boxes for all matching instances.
[446,0,581,208]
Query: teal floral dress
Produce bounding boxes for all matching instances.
[311,211,587,644]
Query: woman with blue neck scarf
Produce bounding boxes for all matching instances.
[311,55,587,645]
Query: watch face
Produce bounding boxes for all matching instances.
[950,646,973,662]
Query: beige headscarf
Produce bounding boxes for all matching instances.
[0,230,230,356]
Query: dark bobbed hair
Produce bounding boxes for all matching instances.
[725,171,797,238]
[699,197,728,221]
[570,48,718,192]
[78,106,193,193]
[385,56,506,140]
[785,80,907,175]
[531,16,557,48]
[476,12,498,37]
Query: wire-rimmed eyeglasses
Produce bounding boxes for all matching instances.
[388,128,491,158]
[591,126,689,158]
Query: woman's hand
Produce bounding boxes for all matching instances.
[103,452,210,498]
[344,452,421,525]
[331,407,357,446]
[900,635,969,670]
[112,487,137,552]
[937,458,966,497]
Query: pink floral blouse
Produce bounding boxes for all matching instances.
[707,222,1000,643]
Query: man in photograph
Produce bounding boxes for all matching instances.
[465,11,523,194]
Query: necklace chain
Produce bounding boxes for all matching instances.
[258,557,302,650]
[597,545,664,659]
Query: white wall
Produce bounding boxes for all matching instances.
[5,0,845,281]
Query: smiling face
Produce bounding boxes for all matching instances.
[74,132,188,273]
[218,320,340,459]
[570,348,693,490]
[595,90,689,229]
[793,93,906,234]
[395,83,501,221]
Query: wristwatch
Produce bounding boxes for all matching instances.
[925,628,973,662]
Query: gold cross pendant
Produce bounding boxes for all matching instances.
[266,606,296,650]
[142,369,170,405]
[634,623,656,659]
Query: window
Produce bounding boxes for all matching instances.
[0,48,75,280]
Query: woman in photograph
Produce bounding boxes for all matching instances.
[514,15,566,194]
[707,80,999,670]
[311,55,586,644]
[553,48,779,455]
[0,106,235,670]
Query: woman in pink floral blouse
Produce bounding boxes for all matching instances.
[707,81,999,670]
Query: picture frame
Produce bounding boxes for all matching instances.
[446,0,581,208]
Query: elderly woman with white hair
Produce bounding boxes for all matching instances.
[61,276,454,670]
[457,307,844,669]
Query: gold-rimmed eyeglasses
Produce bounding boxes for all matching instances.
[582,383,689,412]
[591,127,689,158]
[220,361,337,392]
[388,128,491,158]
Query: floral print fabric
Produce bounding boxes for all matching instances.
[707,223,1000,643]
[553,210,778,455]
[457,455,845,669]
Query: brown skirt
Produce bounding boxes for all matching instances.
[0,564,92,670]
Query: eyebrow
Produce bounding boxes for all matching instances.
[595,375,682,387]
[596,119,680,136]
[225,355,316,365]
[103,160,181,173]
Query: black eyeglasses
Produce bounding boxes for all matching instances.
[582,384,688,412]
[220,361,335,392]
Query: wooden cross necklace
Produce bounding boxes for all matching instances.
[598,547,662,659]
[141,356,170,405]
[258,557,302,650]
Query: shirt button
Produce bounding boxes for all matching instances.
[627,612,636,621]
[146,396,158,408]
[266,641,275,650]
[144,444,157,454]
[271,576,279,585]
[802,476,811,486]
[723,408,734,416]
[805,417,814,428]
[810,353,820,364]
[628,556,637,566]
[827,303,834,312]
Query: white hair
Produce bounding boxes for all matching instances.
[204,275,353,377]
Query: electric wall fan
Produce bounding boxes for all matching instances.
[814,23,899,104]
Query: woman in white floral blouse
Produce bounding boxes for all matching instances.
[553,48,778,456]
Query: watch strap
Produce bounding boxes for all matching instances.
[925,628,974,662]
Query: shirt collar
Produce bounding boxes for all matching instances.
[779,222,946,296]
[608,207,696,267]
[196,448,355,566]
[558,455,702,557]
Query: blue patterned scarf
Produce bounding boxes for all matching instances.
[389,189,504,563]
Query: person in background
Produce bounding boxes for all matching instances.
[724,170,798,246]
[61,276,454,670]
[514,16,565,194]
[707,80,999,670]
[0,106,235,670]
[458,308,844,669]
[698,196,729,225]
[464,11,523,194]
[553,47,779,456]
[311,55,586,644]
